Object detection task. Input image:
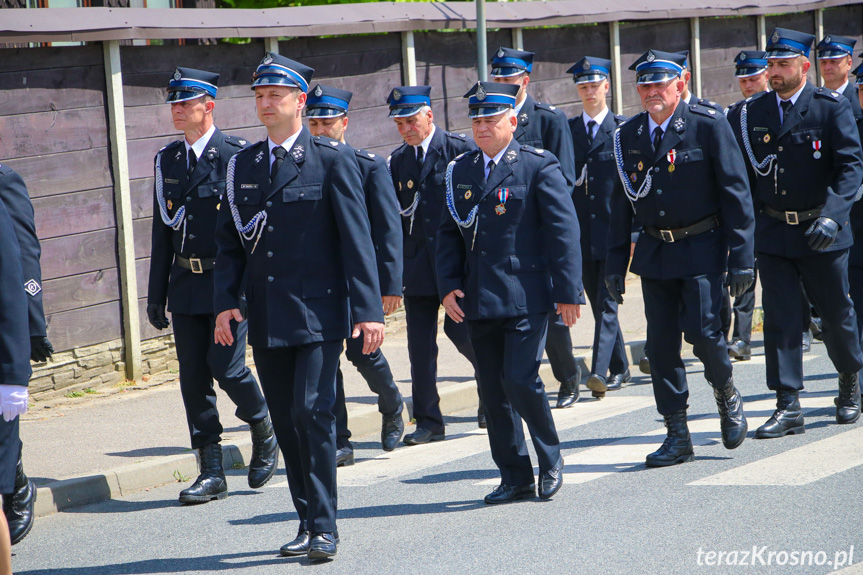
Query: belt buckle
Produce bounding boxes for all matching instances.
[660,229,675,243]
[785,211,799,225]
[189,258,203,274]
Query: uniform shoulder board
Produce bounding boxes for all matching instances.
[689,104,719,118]
[224,134,249,148]
[162,140,183,153]
[618,111,644,128]
[535,101,555,112]
[814,86,841,101]
[522,146,546,157]
[446,131,468,140]
[614,114,629,125]
[0,164,11,176]
[453,150,474,163]
[355,148,377,162]
[313,136,341,149]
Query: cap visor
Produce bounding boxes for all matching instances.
[490,67,525,78]
[636,72,679,84]
[766,49,802,59]
[468,106,510,118]
[388,106,424,118]
[818,51,850,59]
[575,74,608,84]
[735,68,767,78]
[251,76,303,90]
[306,107,346,118]
[165,91,206,103]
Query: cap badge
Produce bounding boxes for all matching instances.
[173,68,182,82]
[646,52,655,63]
[583,59,591,70]
[314,85,323,97]
[263,54,273,65]
[497,48,505,58]
[825,35,832,44]
[476,84,487,101]
[393,89,402,101]
[740,52,746,60]
[772,30,780,44]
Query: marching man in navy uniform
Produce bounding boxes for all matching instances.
[214,53,385,560]
[305,84,406,464]
[722,50,770,363]
[437,81,583,502]
[816,34,862,119]
[387,85,482,437]
[847,62,863,341]
[147,67,278,504]
[606,50,755,467]
[564,57,630,403]
[490,47,583,403]
[731,29,863,435]
[0,164,51,545]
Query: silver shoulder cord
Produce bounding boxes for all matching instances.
[155,150,188,253]
[574,163,588,194]
[613,127,651,212]
[389,154,420,234]
[444,159,480,250]
[739,103,779,195]
[225,154,267,254]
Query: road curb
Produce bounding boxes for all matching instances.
[34,339,647,518]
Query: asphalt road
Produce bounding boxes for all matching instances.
[11,337,863,575]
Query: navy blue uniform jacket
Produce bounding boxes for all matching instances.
[435,139,584,320]
[0,165,46,338]
[569,111,627,262]
[389,127,474,297]
[214,128,384,348]
[352,147,403,297]
[607,102,755,279]
[0,197,32,386]
[148,129,246,315]
[515,95,577,195]
[731,83,863,258]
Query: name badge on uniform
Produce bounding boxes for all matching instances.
[666,149,676,173]
[495,188,509,215]
[241,183,259,189]
[813,140,822,159]
[164,178,180,184]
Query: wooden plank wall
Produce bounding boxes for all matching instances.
[0,6,858,355]
[0,44,122,352]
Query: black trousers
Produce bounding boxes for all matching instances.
[254,341,342,535]
[642,274,733,416]
[404,295,477,434]
[335,335,403,450]
[172,313,268,449]
[468,313,561,487]
[720,266,757,345]
[0,418,20,494]
[544,313,580,383]
[759,250,863,392]
[849,264,863,341]
[583,259,628,377]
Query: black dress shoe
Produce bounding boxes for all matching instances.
[381,413,404,452]
[179,443,227,504]
[810,316,824,341]
[4,455,35,546]
[586,374,607,399]
[638,355,651,375]
[248,415,280,489]
[403,428,445,445]
[646,410,694,467]
[483,483,535,504]
[802,330,812,353]
[727,339,752,361]
[713,378,748,450]
[336,447,355,467]
[607,369,630,391]
[308,533,337,560]
[280,530,310,557]
[756,390,805,438]
[836,372,862,424]
[556,374,580,408]
[539,459,563,500]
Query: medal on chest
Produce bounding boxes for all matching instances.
[813,140,822,159]
[495,188,509,215]
[666,149,676,173]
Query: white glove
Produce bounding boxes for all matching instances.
[0,385,28,422]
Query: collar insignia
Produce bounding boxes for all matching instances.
[291,145,305,161]
[255,150,264,163]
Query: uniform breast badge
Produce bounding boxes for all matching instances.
[763,134,771,144]
[464,190,472,200]
[407,180,414,189]
[495,188,509,215]
[812,140,822,159]
[667,149,676,173]
[167,200,173,210]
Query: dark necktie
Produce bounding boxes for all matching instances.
[652,127,664,154]
[486,160,496,183]
[187,149,197,178]
[271,146,287,183]
[416,146,424,169]
[587,119,597,144]
[780,100,794,126]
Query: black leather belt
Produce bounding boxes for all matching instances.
[645,215,721,243]
[175,256,215,274]
[761,205,822,225]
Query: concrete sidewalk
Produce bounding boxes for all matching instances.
[21,274,653,518]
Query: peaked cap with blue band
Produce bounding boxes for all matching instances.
[166,67,219,103]
[490,47,534,78]
[852,62,863,85]
[766,28,815,59]
[677,50,690,69]
[567,57,611,84]
[629,50,686,84]
[386,85,432,118]
[816,33,856,59]
[734,50,768,77]
[251,52,314,93]
[306,84,352,118]
[463,81,519,118]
